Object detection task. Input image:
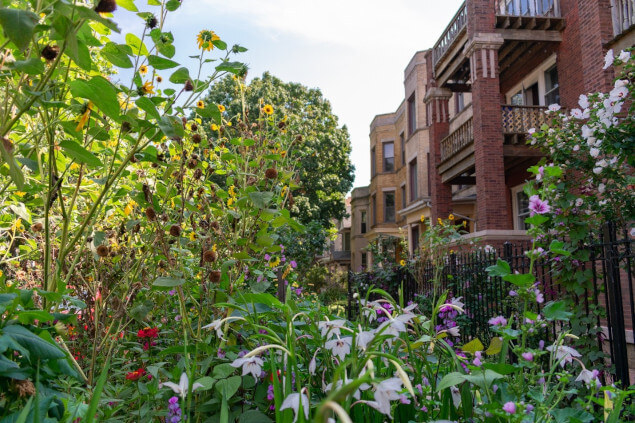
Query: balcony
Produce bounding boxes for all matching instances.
[496,0,560,17]
[611,0,635,38]
[432,2,468,69]
[438,105,545,183]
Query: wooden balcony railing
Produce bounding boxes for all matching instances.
[440,117,473,163]
[496,0,560,17]
[432,2,467,68]
[501,105,548,134]
[611,0,635,37]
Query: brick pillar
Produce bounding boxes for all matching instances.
[465,35,511,230]
[424,86,453,224]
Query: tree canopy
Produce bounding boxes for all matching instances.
[203,72,355,225]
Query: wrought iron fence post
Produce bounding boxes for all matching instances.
[347,270,352,320]
[603,221,629,387]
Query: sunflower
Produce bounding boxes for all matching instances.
[263,104,274,115]
[448,214,455,221]
[139,65,148,75]
[226,121,232,127]
[217,104,225,113]
[211,123,219,131]
[141,81,154,95]
[197,30,220,52]
[197,100,205,108]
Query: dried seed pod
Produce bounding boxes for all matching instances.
[192,133,202,143]
[210,221,220,231]
[190,123,198,131]
[184,80,194,91]
[96,245,109,257]
[203,250,217,263]
[277,120,286,129]
[187,158,198,169]
[169,224,181,237]
[265,168,278,179]
[41,44,59,61]
[210,270,221,283]
[94,0,117,13]
[193,168,202,179]
[146,15,158,29]
[145,207,157,221]
[31,222,43,232]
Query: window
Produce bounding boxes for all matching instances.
[371,148,376,177]
[411,225,420,254]
[455,92,465,113]
[407,94,416,136]
[383,142,394,172]
[360,211,367,234]
[409,158,418,201]
[343,232,350,252]
[401,186,406,209]
[516,191,531,230]
[384,192,395,222]
[371,195,376,226]
[361,252,368,269]
[400,133,405,166]
[426,153,431,196]
[544,65,560,106]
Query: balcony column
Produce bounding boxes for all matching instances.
[423,86,453,224]
[464,35,511,230]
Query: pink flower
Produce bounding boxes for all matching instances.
[503,402,516,414]
[488,316,507,327]
[522,352,534,362]
[528,195,550,216]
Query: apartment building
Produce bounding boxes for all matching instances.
[351,0,633,265]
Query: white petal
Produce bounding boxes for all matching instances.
[161,381,183,394]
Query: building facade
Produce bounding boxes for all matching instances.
[351,0,633,263]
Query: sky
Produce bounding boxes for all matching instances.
[114,0,465,189]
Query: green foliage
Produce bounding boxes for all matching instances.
[202,72,355,225]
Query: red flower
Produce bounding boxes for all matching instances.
[137,329,146,338]
[126,368,146,381]
[137,327,159,339]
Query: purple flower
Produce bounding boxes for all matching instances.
[415,383,423,395]
[509,290,517,297]
[503,402,516,414]
[522,352,534,362]
[539,340,545,350]
[217,348,226,359]
[529,195,551,216]
[264,254,271,261]
[488,316,507,327]
[168,396,182,422]
[526,404,535,413]
[267,384,275,401]
[399,394,411,404]
[290,260,297,269]
[492,384,499,393]
[168,289,176,296]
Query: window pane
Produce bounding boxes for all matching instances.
[383,142,394,172]
[409,159,418,201]
[361,211,367,233]
[384,192,395,222]
[516,191,530,230]
[408,95,416,135]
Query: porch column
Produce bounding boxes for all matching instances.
[423,86,453,224]
[464,34,510,230]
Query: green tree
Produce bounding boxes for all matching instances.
[202,72,355,224]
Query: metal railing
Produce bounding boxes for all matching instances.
[611,0,635,37]
[440,117,473,162]
[496,0,561,17]
[501,105,549,134]
[432,2,468,68]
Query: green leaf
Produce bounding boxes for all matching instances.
[542,300,573,321]
[116,0,138,11]
[59,141,103,167]
[158,115,185,138]
[148,54,179,69]
[502,272,535,288]
[482,363,518,375]
[12,58,44,75]
[165,0,181,10]
[215,61,247,75]
[485,337,503,355]
[462,369,504,389]
[550,408,594,422]
[239,410,273,423]
[215,375,241,399]
[152,276,185,288]
[3,325,65,360]
[0,139,24,189]
[549,240,571,256]
[436,372,465,392]
[525,214,549,226]
[136,97,160,120]
[213,363,236,379]
[486,259,511,277]
[249,192,274,209]
[84,358,110,423]
[461,338,484,354]
[69,76,121,121]
[194,376,215,391]
[0,8,38,50]
[16,310,54,324]
[101,42,133,68]
[169,67,190,84]
[125,33,148,56]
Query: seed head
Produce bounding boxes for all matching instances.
[190,123,198,131]
[210,270,221,283]
[145,207,157,221]
[192,133,202,143]
[203,250,217,263]
[94,0,117,13]
[146,15,158,29]
[41,44,59,61]
[184,80,194,91]
[32,222,43,232]
[96,245,109,257]
[169,224,182,237]
[265,168,278,179]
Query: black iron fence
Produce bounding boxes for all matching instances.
[348,222,634,387]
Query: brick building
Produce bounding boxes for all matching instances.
[351,0,633,266]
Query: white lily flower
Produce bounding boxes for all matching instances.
[202,316,244,340]
[231,356,264,381]
[309,348,320,375]
[318,320,346,338]
[356,327,376,350]
[377,312,415,337]
[325,377,368,400]
[280,390,310,423]
[547,344,581,367]
[160,372,203,400]
[325,337,352,361]
[365,377,404,418]
[576,368,600,387]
